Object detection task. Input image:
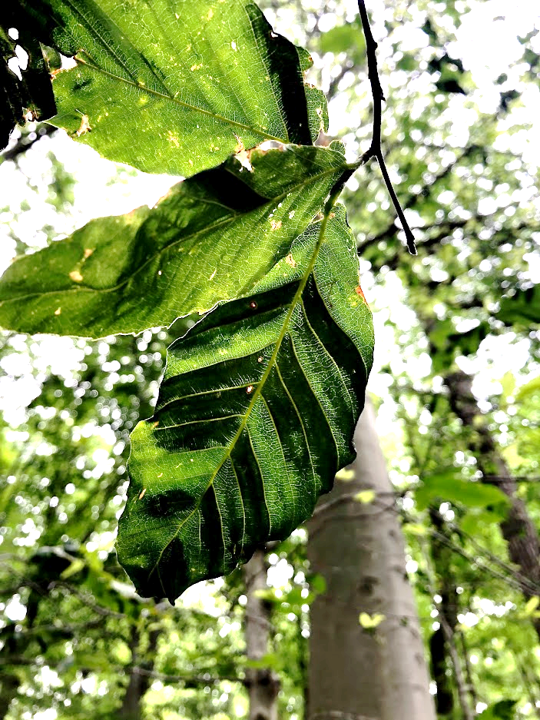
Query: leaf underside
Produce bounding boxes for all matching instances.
[2,0,328,174]
[117,206,374,601]
[0,145,349,338]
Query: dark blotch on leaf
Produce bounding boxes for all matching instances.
[144,487,195,518]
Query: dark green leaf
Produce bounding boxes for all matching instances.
[415,472,510,512]
[117,206,374,601]
[478,699,518,720]
[0,145,350,337]
[498,285,540,326]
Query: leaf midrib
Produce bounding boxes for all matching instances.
[71,55,286,144]
[147,203,336,579]
[59,0,290,144]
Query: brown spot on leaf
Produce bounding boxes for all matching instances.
[83,248,94,259]
[69,270,83,283]
[355,285,368,304]
[138,488,147,500]
[285,253,297,268]
[74,114,91,137]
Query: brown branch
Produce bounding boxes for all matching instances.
[1,124,57,162]
[132,666,243,686]
[357,0,417,254]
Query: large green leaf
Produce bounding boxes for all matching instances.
[415,472,510,512]
[116,205,373,600]
[0,145,350,338]
[5,0,327,174]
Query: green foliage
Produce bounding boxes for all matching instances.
[4,0,327,175]
[0,0,374,601]
[498,286,540,326]
[478,700,519,720]
[0,145,349,337]
[415,472,510,512]
[319,21,366,63]
[3,0,540,717]
[118,207,372,599]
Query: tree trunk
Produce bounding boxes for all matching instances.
[428,508,458,716]
[119,625,160,720]
[307,401,436,720]
[445,370,540,638]
[0,673,20,720]
[243,549,280,720]
[426,509,475,720]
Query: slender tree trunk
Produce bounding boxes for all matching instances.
[445,370,540,639]
[428,508,459,716]
[120,625,160,720]
[243,549,280,720]
[0,673,20,720]
[307,401,436,720]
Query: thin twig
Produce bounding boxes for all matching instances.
[357,0,417,254]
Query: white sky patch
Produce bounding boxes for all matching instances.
[4,594,27,621]
[453,1,540,76]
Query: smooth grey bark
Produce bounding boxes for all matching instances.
[243,549,280,720]
[307,401,436,720]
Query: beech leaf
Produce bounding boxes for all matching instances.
[117,206,374,601]
[3,0,328,174]
[0,145,350,338]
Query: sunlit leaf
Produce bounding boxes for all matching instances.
[354,489,375,504]
[359,612,385,629]
[0,145,350,338]
[116,206,373,601]
[5,0,327,174]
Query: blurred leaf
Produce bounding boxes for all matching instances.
[359,612,385,629]
[524,596,540,616]
[319,22,365,63]
[478,699,518,720]
[354,489,375,504]
[60,558,85,579]
[245,653,279,670]
[416,472,510,512]
[335,468,355,482]
[498,286,540,326]
[516,375,540,402]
